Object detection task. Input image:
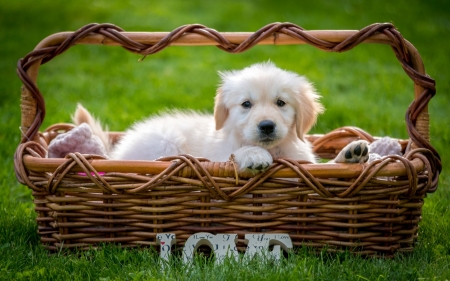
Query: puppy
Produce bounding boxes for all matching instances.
[74,62,368,173]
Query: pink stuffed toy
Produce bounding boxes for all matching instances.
[47,123,107,158]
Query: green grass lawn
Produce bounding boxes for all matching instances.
[1,0,449,280]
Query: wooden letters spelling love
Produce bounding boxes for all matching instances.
[156,232,293,264]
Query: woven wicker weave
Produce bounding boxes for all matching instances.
[14,23,441,257]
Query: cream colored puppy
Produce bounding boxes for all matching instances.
[74,62,368,173]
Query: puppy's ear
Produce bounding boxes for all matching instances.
[295,81,324,141]
[214,87,229,130]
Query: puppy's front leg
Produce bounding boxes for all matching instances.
[232,146,273,173]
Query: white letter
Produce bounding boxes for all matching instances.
[244,233,292,261]
[156,233,177,268]
[182,232,238,264]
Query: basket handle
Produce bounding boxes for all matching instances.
[16,22,441,174]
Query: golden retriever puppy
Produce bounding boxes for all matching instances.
[74,62,368,173]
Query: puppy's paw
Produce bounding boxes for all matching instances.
[333,140,370,163]
[232,146,273,173]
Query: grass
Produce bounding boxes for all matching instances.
[1,0,450,280]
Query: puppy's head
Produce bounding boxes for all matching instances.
[214,62,323,146]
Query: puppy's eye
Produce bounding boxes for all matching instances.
[241,101,252,108]
[277,99,286,107]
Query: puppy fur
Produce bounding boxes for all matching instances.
[74,62,325,173]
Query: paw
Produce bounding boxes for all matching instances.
[334,140,369,163]
[232,146,273,173]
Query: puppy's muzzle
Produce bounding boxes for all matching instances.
[258,120,276,142]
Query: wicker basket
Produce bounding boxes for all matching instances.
[14,23,441,257]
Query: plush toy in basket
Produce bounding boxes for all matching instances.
[14,22,441,257]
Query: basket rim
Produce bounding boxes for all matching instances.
[22,147,425,179]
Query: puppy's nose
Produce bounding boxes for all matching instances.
[258,120,275,135]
